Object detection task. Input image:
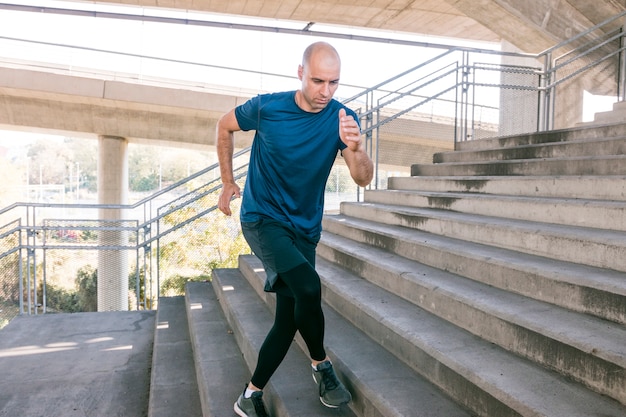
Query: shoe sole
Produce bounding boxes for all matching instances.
[312,374,350,408]
[234,401,248,417]
[320,396,341,408]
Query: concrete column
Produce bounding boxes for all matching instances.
[97,135,129,311]
[499,41,543,136]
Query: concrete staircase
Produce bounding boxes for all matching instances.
[150,123,626,416]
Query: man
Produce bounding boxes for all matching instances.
[217,41,373,417]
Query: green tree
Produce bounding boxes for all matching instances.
[75,265,98,312]
[129,145,160,192]
[43,283,79,313]
[157,192,248,296]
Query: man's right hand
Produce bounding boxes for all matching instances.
[218,182,241,216]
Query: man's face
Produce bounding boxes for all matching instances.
[297,51,340,113]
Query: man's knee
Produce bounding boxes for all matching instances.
[280,262,321,300]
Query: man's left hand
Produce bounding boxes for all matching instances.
[339,108,362,152]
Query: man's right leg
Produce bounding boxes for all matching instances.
[251,293,298,388]
[277,262,326,361]
[234,293,297,417]
[278,262,352,408]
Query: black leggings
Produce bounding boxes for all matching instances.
[250,262,326,389]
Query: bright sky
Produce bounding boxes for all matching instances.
[0,1,482,88]
[0,0,481,147]
[0,0,617,147]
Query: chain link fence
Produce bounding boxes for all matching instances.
[0,150,252,326]
[0,219,20,328]
[0,146,369,327]
[0,144,367,323]
[340,48,544,186]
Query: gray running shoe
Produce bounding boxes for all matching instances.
[234,387,269,417]
[312,360,352,408]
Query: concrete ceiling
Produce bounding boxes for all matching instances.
[76,0,625,53]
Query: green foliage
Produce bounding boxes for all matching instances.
[75,265,98,312]
[43,283,79,313]
[156,191,249,296]
[130,173,159,192]
[128,264,155,309]
[80,230,98,242]
[128,146,160,192]
[29,265,97,313]
[160,274,209,297]
[0,237,20,304]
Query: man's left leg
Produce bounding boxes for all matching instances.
[279,262,352,408]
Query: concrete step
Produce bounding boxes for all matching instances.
[148,296,202,417]
[338,201,626,273]
[311,255,626,417]
[454,122,626,151]
[0,311,155,417]
[435,136,626,163]
[591,102,626,124]
[364,188,626,231]
[209,267,358,417]
[411,155,626,176]
[387,175,626,201]
[321,214,626,325]
[185,281,251,417]
[234,254,473,417]
[317,230,626,404]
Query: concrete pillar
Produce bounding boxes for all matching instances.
[97,135,129,311]
[499,41,542,136]
[499,41,587,131]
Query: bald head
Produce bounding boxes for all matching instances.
[296,42,342,112]
[302,42,341,69]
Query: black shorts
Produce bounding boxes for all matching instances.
[241,218,318,293]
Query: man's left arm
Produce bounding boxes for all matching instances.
[339,108,374,187]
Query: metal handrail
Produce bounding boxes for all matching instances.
[537,11,626,57]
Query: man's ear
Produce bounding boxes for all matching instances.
[297,64,303,80]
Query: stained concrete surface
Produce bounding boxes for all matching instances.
[0,311,155,417]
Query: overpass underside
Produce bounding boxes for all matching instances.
[0,65,456,171]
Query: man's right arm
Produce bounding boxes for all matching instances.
[217,109,242,216]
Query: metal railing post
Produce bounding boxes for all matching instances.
[617,17,626,101]
[18,220,24,315]
[538,52,552,132]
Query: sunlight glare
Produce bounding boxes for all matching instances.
[0,344,78,357]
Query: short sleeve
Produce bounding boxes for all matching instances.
[235,95,262,132]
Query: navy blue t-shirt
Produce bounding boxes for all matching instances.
[235,91,358,241]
